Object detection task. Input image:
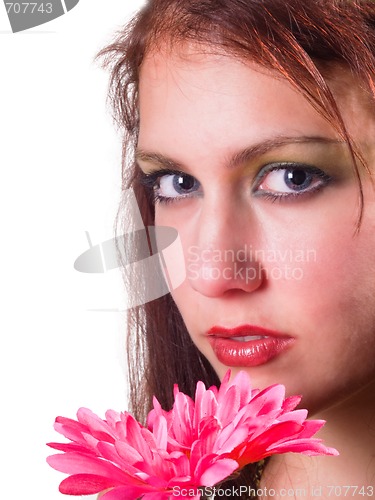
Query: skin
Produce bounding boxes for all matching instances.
[137,46,375,495]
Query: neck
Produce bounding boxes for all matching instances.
[260,382,375,499]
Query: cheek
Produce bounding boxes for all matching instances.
[258,181,375,320]
[278,217,375,404]
[296,222,375,320]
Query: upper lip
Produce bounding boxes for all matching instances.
[206,324,290,339]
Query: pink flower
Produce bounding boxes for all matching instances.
[47,409,237,499]
[47,371,338,499]
[148,371,338,468]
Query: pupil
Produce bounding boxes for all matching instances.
[175,175,195,192]
[286,169,307,187]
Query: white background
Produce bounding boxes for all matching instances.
[0,1,145,498]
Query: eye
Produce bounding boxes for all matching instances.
[140,169,201,204]
[255,162,331,199]
[159,173,200,197]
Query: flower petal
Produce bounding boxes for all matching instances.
[197,457,239,486]
[268,438,339,456]
[101,485,163,500]
[47,441,97,455]
[77,408,115,442]
[59,474,118,495]
[249,384,285,416]
[47,452,131,484]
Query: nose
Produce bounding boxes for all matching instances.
[186,199,264,297]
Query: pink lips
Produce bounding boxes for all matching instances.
[207,325,294,367]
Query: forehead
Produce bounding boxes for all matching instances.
[138,46,375,160]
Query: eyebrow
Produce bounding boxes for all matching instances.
[135,135,345,172]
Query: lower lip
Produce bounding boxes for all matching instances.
[208,336,294,367]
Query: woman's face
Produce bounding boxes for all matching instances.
[137,47,375,414]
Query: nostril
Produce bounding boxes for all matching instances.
[187,255,264,297]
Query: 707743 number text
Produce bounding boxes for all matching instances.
[5,3,53,14]
[327,485,374,497]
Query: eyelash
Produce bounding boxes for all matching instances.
[139,168,197,205]
[154,193,182,205]
[139,164,332,205]
[254,162,332,202]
